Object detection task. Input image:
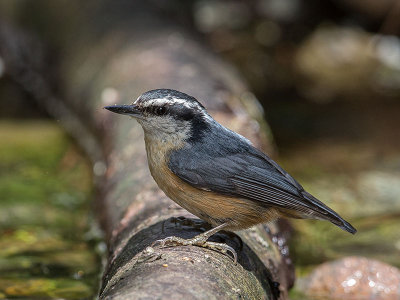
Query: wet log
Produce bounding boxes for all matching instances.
[0,2,294,299]
[91,25,293,299]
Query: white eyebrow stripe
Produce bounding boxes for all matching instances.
[133,95,213,121]
[135,97,200,110]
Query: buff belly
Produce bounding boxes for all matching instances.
[145,139,278,231]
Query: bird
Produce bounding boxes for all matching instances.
[104,88,356,262]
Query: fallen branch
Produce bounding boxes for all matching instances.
[0,3,294,298]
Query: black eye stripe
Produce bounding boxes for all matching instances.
[144,105,167,115]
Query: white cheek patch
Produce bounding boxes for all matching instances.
[154,115,177,133]
[143,115,191,146]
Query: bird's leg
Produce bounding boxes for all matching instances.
[151,223,237,263]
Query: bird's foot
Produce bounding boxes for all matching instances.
[151,235,237,264]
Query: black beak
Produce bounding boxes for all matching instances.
[104,104,141,117]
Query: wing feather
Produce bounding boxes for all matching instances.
[169,148,316,213]
[168,130,356,234]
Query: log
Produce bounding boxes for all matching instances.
[93,26,292,299]
[0,2,294,299]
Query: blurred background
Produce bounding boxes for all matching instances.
[0,0,400,299]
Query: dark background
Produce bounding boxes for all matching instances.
[0,1,399,299]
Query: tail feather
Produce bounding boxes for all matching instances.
[336,218,357,234]
[301,190,357,234]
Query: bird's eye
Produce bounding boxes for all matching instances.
[155,106,166,115]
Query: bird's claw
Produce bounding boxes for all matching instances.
[151,236,190,248]
[201,241,237,264]
[150,235,237,264]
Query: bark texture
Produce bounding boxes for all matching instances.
[93,23,292,298]
[0,2,294,299]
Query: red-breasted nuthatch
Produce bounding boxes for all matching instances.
[105,89,356,262]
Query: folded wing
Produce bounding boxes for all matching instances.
[169,143,356,234]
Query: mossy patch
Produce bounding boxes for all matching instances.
[0,120,101,299]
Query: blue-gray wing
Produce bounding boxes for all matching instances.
[169,147,312,212]
[168,143,356,234]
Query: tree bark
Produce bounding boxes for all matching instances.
[0,2,294,299]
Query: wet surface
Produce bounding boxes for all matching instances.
[267,100,400,299]
[298,257,400,300]
[0,121,103,299]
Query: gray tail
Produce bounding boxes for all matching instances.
[301,191,357,234]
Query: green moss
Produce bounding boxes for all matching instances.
[0,120,100,299]
[289,211,400,269]
[280,140,400,298]
[288,287,313,300]
[0,278,92,299]
[0,121,91,207]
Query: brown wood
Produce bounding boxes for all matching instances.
[0,2,295,299]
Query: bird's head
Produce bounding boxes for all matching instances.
[104,89,212,144]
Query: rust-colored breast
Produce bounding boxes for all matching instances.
[144,137,278,230]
